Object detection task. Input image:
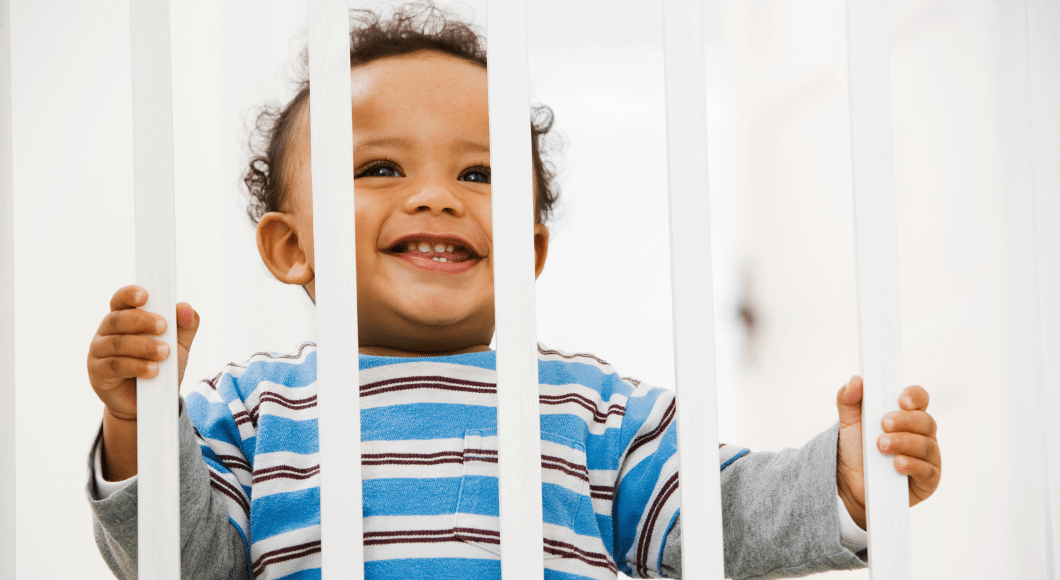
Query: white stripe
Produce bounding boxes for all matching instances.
[0,0,13,575]
[663,0,725,576]
[129,1,180,578]
[307,1,364,578]
[1028,0,1060,576]
[844,1,912,577]
[486,0,546,577]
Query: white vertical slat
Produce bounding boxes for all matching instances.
[307,1,363,578]
[129,1,181,578]
[844,1,912,578]
[485,1,546,577]
[662,0,725,578]
[1028,1,1060,577]
[0,0,14,576]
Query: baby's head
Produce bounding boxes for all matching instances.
[243,3,558,356]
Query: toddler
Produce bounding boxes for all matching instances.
[85,4,942,579]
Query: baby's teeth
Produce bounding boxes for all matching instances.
[433,243,446,253]
[439,257,447,262]
[446,244,455,253]
[418,242,431,253]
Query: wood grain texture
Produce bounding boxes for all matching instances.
[662,0,726,577]
[129,1,181,578]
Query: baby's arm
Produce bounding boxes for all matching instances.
[85,285,249,579]
[86,398,249,580]
[661,425,865,579]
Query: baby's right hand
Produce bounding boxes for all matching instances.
[87,285,199,421]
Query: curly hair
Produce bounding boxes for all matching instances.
[243,2,560,226]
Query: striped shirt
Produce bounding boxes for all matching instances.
[184,343,749,580]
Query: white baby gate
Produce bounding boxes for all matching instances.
[0,0,1058,579]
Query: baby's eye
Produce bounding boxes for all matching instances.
[356,161,403,179]
[459,166,491,184]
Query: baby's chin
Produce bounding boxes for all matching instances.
[358,302,495,352]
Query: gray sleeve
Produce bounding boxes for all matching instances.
[86,397,249,580]
[660,423,868,579]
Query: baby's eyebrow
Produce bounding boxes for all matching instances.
[456,140,490,155]
[356,137,410,150]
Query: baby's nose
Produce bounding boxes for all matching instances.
[404,184,465,216]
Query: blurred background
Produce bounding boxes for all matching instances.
[7,0,1052,577]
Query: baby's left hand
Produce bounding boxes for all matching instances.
[835,375,941,529]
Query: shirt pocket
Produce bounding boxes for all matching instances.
[454,428,589,560]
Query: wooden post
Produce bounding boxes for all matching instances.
[844,1,912,578]
[129,1,181,578]
[662,0,726,577]
[1028,0,1060,577]
[485,0,546,577]
[0,0,14,576]
[307,1,364,578]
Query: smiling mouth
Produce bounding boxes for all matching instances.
[389,239,477,263]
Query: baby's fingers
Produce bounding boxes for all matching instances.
[878,432,941,468]
[97,307,166,338]
[894,455,941,505]
[898,385,929,411]
[882,409,937,437]
[109,284,149,312]
[89,333,169,362]
[88,356,159,387]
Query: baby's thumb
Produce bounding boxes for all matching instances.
[175,302,199,386]
[836,375,864,428]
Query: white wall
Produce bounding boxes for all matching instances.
[5,0,1052,578]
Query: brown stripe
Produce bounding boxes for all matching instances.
[251,540,321,575]
[209,471,250,516]
[462,448,497,456]
[361,375,496,392]
[362,451,463,460]
[361,382,495,398]
[543,538,618,573]
[542,455,588,476]
[247,342,314,363]
[590,484,614,500]
[542,460,590,482]
[637,472,679,576]
[362,457,464,467]
[627,398,676,458]
[250,392,317,424]
[215,454,252,473]
[536,346,611,367]
[540,393,626,423]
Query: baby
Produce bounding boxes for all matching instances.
[85,4,941,579]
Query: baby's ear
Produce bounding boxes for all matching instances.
[257,212,314,286]
[534,224,549,279]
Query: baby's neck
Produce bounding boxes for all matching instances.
[358,344,492,358]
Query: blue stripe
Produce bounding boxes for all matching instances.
[364,477,462,516]
[359,350,496,371]
[613,422,679,567]
[185,393,244,445]
[256,416,319,455]
[361,403,496,440]
[250,487,320,541]
[275,568,320,580]
[544,569,597,580]
[233,350,317,397]
[365,557,500,579]
[721,447,750,470]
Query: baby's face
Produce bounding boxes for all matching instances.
[274,51,547,355]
